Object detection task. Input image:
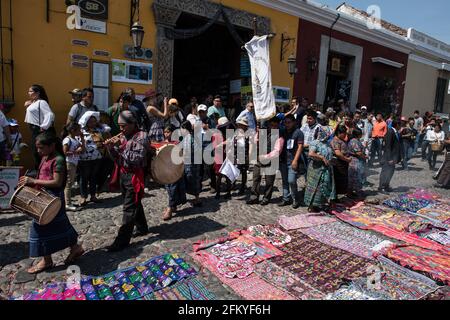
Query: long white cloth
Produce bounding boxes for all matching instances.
[245,35,276,121]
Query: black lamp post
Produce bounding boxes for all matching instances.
[131,21,145,50]
[288,55,298,76]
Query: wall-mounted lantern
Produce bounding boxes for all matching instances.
[288,55,298,76]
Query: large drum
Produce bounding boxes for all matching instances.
[10,186,61,226]
[149,142,185,185]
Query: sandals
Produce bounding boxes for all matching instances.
[27,261,55,274]
[65,245,85,265]
[163,208,173,221]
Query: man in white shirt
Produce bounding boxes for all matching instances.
[236,102,256,131]
[67,88,98,125]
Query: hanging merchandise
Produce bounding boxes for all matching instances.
[245,35,276,121]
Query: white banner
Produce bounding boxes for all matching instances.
[244,35,276,121]
[0,167,21,210]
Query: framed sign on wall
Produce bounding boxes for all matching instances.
[91,60,111,112]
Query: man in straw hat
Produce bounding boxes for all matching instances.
[104,111,151,252]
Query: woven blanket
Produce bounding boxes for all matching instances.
[11,282,86,300]
[376,246,450,285]
[325,286,377,300]
[191,253,295,300]
[351,256,441,300]
[254,260,325,300]
[414,204,450,229]
[401,190,441,201]
[299,221,387,260]
[81,254,197,300]
[342,204,429,233]
[383,197,431,213]
[192,230,242,252]
[270,231,374,294]
[245,225,292,246]
[143,278,216,300]
[425,230,450,246]
[278,213,337,231]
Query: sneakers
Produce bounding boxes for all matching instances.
[278,200,292,207]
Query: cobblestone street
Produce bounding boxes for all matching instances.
[1,155,449,300]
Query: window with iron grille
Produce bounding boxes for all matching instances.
[0,0,14,108]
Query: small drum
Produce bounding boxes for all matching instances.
[10,186,61,226]
[149,142,185,185]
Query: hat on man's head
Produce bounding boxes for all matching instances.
[361,106,368,111]
[326,107,335,114]
[69,88,82,95]
[197,104,208,112]
[169,98,179,106]
[217,117,231,128]
[143,88,158,102]
[236,117,249,127]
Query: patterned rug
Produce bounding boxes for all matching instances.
[254,260,325,300]
[414,204,450,228]
[270,230,374,294]
[81,254,197,300]
[376,245,450,286]
[383,197,431,213]
[245,225,292,246]
[298,221,388,260]
[143,278,216,300]
[351,256,441,300]
[11,282,86,300]
[192,230,242,252]
[325,286,378,300]
[278,213,337,231]
[191,253,295,300]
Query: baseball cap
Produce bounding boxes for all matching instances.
[69,88,82,95]
[197,104,208,112]
[169,98,179,106]
[9,119,19,127]
[361,106,368,111]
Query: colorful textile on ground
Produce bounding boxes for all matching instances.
[143,278,216,300]
[376,245,450,285]
[81,254,197,300]
[383,197,431,213]
[210,241,257,260]
[421,286,450,300]
[191,253,295,300]
[12,282,86,300]
[332,204,429,234]
[299,221,387,259]
[254,261,325,300]
[401,189,441,201]
[351,256,441,300]
[216,257,255,279]
[192,230,242,252]
[325,286,377,300]
[246,225,292,246]
[414,204,450,228]
[370,225,448,253]
[278,213,337,231]
[425,230,450,246]
[270,231,374,294]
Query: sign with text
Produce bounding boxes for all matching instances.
[77,0,108,21]
[0,167,21,210]
[112,59,153,85]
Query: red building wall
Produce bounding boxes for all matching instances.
[294,19,408,113]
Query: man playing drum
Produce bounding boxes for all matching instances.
[104,111,151,252]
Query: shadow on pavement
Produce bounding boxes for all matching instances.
[0,242,29,266]
[0,215,29,228]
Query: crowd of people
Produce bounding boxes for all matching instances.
[1,83,450,274]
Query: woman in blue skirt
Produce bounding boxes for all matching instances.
[19,133,84,274]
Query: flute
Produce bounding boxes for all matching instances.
[104,133,124,146]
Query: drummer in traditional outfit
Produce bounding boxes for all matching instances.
[105,111,150,252]
[18,132,84,274]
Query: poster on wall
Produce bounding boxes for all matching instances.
[273,86,290,103]
[112,59,153,85]
[0,167,21,210]
[93,87,110,112]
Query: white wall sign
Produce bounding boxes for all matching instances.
[0,167,21,210]
[273,86,291,103]
[79,17,107,34]
[93,87,110,112]
[112,59,153,85]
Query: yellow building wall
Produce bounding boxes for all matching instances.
[6,0,297,168]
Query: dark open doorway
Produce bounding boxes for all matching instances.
[172,12,252,112]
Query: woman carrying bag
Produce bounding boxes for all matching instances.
[24,85,56,169]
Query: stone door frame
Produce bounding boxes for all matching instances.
[152,0,271,97]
